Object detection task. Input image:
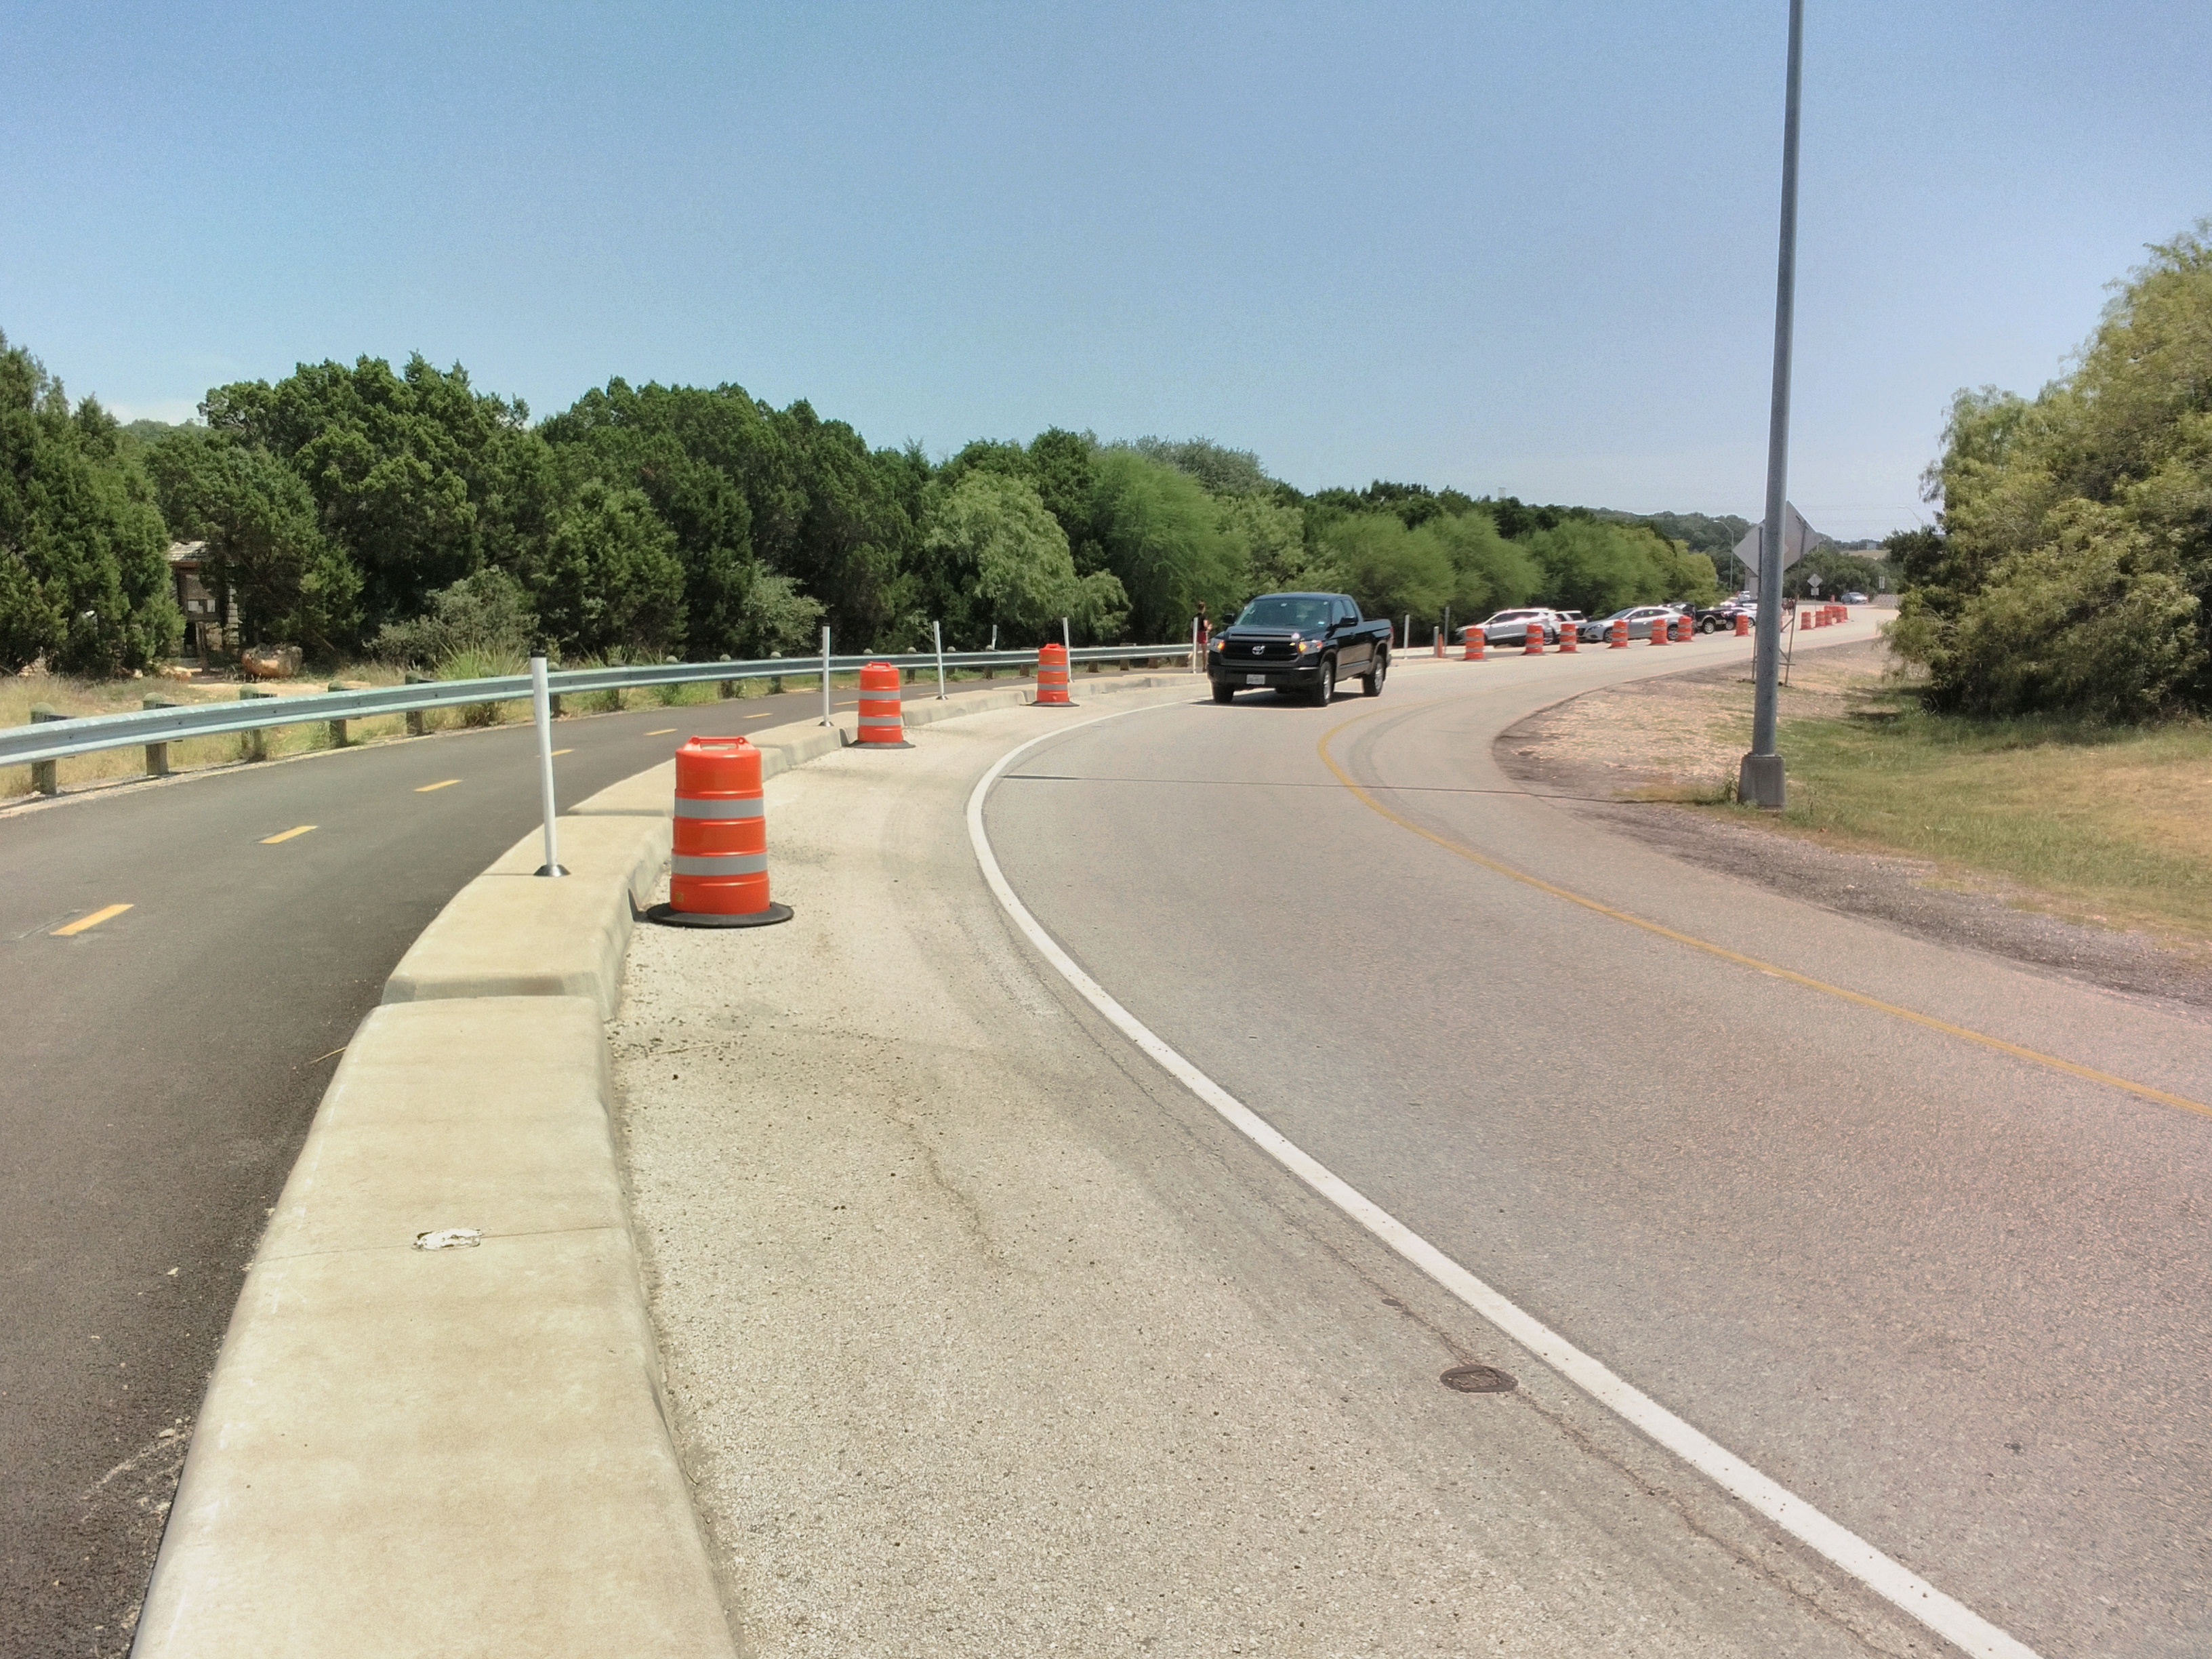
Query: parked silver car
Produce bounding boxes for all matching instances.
[1467,608,1563,647]
[1580,605,1676,642]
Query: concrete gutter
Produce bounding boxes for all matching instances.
[131,670,1198,1658]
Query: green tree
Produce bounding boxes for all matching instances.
[529,480,687,658]
[1427,509,1540,617]
[1523,518,1715,615]
[1219,493,1338,599]
[203,354,540,634]
[1120,436,1275,497]
[917,471,1126,645]
[1088,450,1244,640]
[1314,512,1452,623]
[0,335,179,673]
[1898,222,2212,716]
[144,427,359,653]
[1027,428,1105,574]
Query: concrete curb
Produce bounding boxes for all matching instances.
[132,998,735,1659]
[132,669,1202,1658]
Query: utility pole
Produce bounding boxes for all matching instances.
[1738,0,1805,812]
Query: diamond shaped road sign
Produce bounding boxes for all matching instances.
[1733,504,1826,575]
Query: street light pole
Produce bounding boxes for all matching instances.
[1739,0,1805,812]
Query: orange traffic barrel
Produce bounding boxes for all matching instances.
[1035,642,1073,705]
[1675,613,1693,642]
[1464,630,1485,661]
[1649,613,1668,645]
[1609,618,1629,649]
[1735,611,1750,636]
[855,661,912,747]
[1433,632,1446,658]
[1521,624,1545,656]
[1559,622,1578,653]
[647,735,792,928]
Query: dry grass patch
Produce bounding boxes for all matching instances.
[1517,646,2212,949]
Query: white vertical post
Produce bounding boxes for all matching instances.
[1402,613,1410,650]
[530,655,564,878]
[1191,616,1202,673]
[933,620,947,699]
[1062,616,1071,654]
[819,625,832,726]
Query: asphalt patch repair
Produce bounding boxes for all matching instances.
[1495,638,2212,1016]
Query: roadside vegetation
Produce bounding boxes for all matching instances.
[1774,678,2212,944]
[2,334,1730,697]
[1886,220,2212,720]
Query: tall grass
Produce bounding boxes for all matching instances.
[1755,682,2212,943]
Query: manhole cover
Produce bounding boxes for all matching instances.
[1441,1364,1517,1394]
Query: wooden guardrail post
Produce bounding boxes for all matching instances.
[239,686,278,760]
[404,670,431,735]
[142,694,181,775]
[323,682,351,747]
[28,704,62,795]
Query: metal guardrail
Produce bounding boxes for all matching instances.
[1,644,1197,771]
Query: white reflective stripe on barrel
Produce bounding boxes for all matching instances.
[672,852,769,876]
[674,797,764,819]
[859,715,905,729]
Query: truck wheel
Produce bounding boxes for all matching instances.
[1361,654,1387,696]
[1312,657,1335,705]
[1211,682,1235,703]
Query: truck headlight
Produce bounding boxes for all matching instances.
[1296,637,1319,653]
[1208,635,1225,652]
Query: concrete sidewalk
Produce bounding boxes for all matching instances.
[611,691,1892,1656]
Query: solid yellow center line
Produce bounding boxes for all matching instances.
[261,825,317,844]
[53,903,131,937]
[415,779,460,793]
[645,727,677,737]
[1316,709,2210,1121]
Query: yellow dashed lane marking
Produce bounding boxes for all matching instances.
[53,903,131,937]
[550,747,573,756]
[645,728,677,737]
[260,825,316,844]
[1317,708,2210,1121]
[415,779,460,793]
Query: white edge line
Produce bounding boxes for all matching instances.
[964,708,2041,1659]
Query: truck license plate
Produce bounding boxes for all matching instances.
[1246,674,1267,685]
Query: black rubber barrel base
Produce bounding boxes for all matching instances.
[855,739,915,749]
[644,901,795,929]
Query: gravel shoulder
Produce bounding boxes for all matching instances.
[1494,640,2212,1016]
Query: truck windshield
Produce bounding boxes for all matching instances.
[1235,596,1333,630]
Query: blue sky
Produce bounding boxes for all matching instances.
[5,1,2207,538]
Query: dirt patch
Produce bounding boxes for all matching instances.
[1497,642,2212,1015]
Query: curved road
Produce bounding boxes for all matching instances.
[981,645,2211,1658]
[0,670,1035,1658]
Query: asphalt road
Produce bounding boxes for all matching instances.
[982,644,2212,1658]
[0,670,1033,1659]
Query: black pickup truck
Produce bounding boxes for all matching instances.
[1208,592,1393,704]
